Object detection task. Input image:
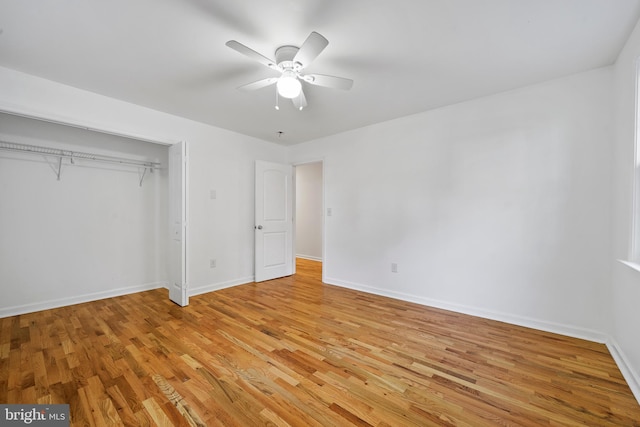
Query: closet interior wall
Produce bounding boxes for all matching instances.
[0,112,170,316]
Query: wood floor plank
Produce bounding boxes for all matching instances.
[1,258,639,426]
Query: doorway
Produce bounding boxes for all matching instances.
[294,161,324,282]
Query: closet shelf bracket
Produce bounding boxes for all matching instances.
[138,166,153,187]
[56,157,63,181]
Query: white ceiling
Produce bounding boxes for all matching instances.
[1,0,639,146]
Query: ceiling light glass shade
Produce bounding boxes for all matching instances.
[277,71,301,99]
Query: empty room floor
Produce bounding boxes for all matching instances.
[1,258,639,426]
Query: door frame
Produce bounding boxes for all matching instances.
[292,159,325,282]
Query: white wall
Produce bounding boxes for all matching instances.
[611,17,640,400]
[0,66,287,314]
[295,162,323,261]
[289,67,613,341]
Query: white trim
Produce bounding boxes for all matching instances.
[0,106,177,146]
[292,166,297,276]
[607,338,640,404]
[0,282,166,318]
[321,160,326,284]
[630,57,640,261]
[296,254,323,262]
[324,276,608,343]
[189,276,255,297]
[618,259,640,274]
[0,275,256,318]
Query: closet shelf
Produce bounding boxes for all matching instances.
[0,140,161,186]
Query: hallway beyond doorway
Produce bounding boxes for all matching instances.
[296,257,322,282]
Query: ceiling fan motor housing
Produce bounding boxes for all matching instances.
[275,45,301,70]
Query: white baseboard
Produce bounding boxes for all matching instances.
[607,338,640,404]
[0,275,257,318]
[189,276,254,297]
[0,276,257,318]
[296,254,323,262]
[0,281,166,318]
[323,277,608,343]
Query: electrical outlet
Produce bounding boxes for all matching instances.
[210,259,216,268]
[210,190,216,200]
[391,263,398,273]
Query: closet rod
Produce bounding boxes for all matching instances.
[0,140,161,169]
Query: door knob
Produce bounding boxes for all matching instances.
[256,225,263,230]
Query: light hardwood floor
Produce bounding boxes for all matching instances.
[1,258,639,426]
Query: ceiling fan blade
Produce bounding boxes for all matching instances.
[292,88,307,111]
[238,77,278,91]
[226,40,278,70]
[293,31,328,69]
[303,74,353,90]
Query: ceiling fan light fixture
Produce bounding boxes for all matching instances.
[277,71,301,99]
[227,32,353,110]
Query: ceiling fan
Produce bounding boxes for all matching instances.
[226,31,353,110]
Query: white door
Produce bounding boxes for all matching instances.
[255,160,293,282]
[169,141,188,306]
